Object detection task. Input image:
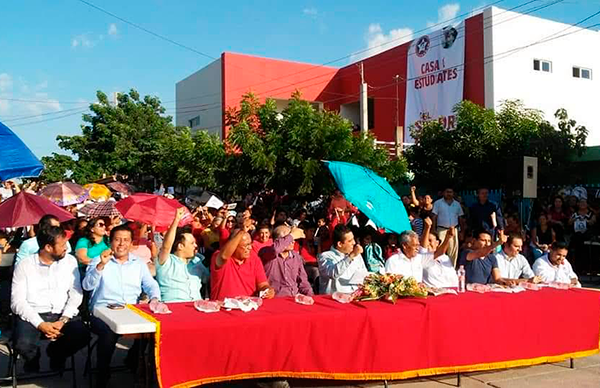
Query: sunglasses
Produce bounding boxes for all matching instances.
[96,223,106,227]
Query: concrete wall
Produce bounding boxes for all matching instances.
[485,6,600,144]
[175,58,222,138]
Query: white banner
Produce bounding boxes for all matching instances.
[404,23,465,144]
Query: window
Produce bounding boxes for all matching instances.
[188,116,200,128]
[533,59,552,73]
[573,66,592,80]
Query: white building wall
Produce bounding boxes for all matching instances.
[175,59,222,138]
[485,6,600,145]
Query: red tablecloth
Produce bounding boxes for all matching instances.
[130,288,600,388]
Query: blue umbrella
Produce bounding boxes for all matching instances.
[0,120,43,180]
[325,161,411,234]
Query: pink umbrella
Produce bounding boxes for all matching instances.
[0,191,74,228]
[107,181,134,195]
[39,182,89,206]
[115,193,192,229]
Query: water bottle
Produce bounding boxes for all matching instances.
[457,265,466,293]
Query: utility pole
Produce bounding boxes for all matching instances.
[359,62,368,137]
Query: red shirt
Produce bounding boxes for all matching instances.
[210,250,268,301]
[294,241,317,263]
[219,228,231,248]
[252,239,273,256]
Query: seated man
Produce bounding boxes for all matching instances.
[493,233,541,284]
[318,224,367,294]
[15,214,72,266]
[82,225,161,388]
[156,208,204,302]
[463,230,507,285]
[385,219,434,281]
[259,225,313,297]
[533,241,580,287]
[11,226,90,372]
[421,222,459,288]
[210,218,275,300]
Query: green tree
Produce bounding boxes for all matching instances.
[44,89,195,185]
[224,92,407,198]
[405,100,588,190]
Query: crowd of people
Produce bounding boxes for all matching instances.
[0,180,593,387]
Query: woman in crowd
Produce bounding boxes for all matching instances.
[75,217,110,267]
[530,212,556,260]
[568,198,596,273]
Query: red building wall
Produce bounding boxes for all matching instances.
[220,13,485,142]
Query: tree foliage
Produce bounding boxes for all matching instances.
[405,100,588,190]
[223,92,407,198]
[42,89,407,199]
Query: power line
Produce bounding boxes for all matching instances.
[8,108,89,127]
[1,105,90,123]
[167,0,568,115]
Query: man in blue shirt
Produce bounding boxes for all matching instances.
[463,230,507,284]
[15,214,72,266]
[83,224,160,388]
[468,188,504,237]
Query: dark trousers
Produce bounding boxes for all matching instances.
[90,316,120,377]
[13,313,90,362]
[90,315,142,383]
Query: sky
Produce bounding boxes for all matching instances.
[1,0,599,158]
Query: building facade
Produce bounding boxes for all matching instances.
[176,6,599,144]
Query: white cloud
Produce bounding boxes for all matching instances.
[0,99,9,115]
[0,73,13,92]
[35,80,48,90]
[303,7,318,17]
[71,34,94,49]
[24,92,62,116]
[108,23,118,36]
[426,3,461,28]
[351,24,414,61]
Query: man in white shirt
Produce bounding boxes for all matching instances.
[318,224,367,294]
[431,187,465,267]
[494,233,541,284]
[11,226,90,373]
[421,220,459,288]
[533,241,580,287]
[385,226,429,282]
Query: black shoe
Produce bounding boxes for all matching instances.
[49,356,66,372]
[23,356,40,374]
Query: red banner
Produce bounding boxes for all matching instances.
[131,288,600,388]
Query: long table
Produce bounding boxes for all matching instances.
[128,288,600,388]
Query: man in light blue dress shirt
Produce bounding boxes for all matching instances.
[83,224,160,388]
[155,208,204,302]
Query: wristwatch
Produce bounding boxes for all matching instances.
[59,316,70,324]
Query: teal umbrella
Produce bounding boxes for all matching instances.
[325,161,411,234]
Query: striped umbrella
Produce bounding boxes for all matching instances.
[83,183,112,201]
[39,182,89,207]
[79,201,122,218]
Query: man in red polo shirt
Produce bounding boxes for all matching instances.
[210,219,275,300]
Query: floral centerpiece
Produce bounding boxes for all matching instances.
[353,273,428,303]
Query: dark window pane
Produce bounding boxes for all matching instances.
[533,59,540,71]
[573,67,580,78]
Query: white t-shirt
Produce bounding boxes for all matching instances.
[432,199,464,228]
[423,253,459,288]
[533,254,579,286]
[385,249,428,282]
[494,250,535,279]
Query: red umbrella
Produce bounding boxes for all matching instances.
[0,191,74,228]
[115,193,192,229]
[107,181,134,195]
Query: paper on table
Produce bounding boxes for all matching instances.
[205,195,224,209]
